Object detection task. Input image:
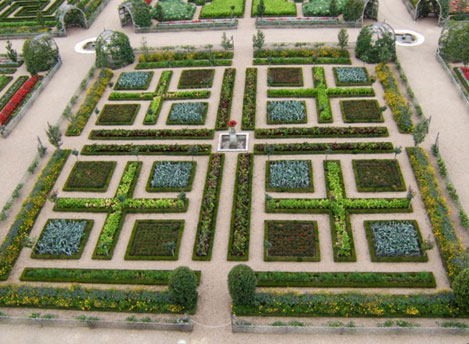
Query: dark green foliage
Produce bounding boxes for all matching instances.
[95,31,134,70]
[23,36,58,75]
[128,0,152,27]
[96,104,140,125]
[64,161,116,192]
[178,69,214,89]
[343,0,364,21]
[228,264,256,305]
[168,266,198,310]
[355,26,396,63]
[341,100,383,122]
[266,160,313,192]
[353,159,405,192]
[147,161,196,191]
[453,268,469,311]
[255,126,389,139]
[151,0,196,21]
[329,0,339,16]
[440,23,469,65]
[267,67,303,86]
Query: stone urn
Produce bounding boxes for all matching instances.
[228,120,238,149]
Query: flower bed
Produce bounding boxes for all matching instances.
[454,67,469,94]
[254,142,394,155]
[215,68,236,130]
[242,68,257,130]
[31,219,93,259]
[0,150,70,280]
[178,69,214,89]
[266,160,313,192]
[340,99,383,123]
[89,128,214,140]
[63,161,116,192]
[352,159,406,192]
[264,220,319,261]
[81,144,211,155]
[167,102,208,125]
[96,104,140,125]
[114,71,154,90]
[146,161,196,192]
[251,0,296,16]
[0,75,40,126]
[228,153,253,260]
[255,126,389,138]
[365,220,427,262]
[267,67,303,86]
[193,154,224,260]
[267,100,306,124]
[125,220,184,260]
[333,67,371,86]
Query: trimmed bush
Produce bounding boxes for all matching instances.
[168,266,198,310]
[228,264,256,305]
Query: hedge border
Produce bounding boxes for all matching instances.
[177,69,215,89]
[166,102,208,125]
[192,154,225,261]
[124,219,185,261]
[30,219,94,260]
[145,161,197,192]
[253,57,352,65]
[266,100,307,125]
[267,67,304,87]
[136,59,232,69]
[215,68,236,130]
[340,99,384,123]
[254,142,394,155]
[265,160,314,193]
[96,104,141,126]
[254,126,389,139]
[333,67,372,87]
[364,220,429,263]
[63,161,117,192]
[352,159,406,192]
[114,71,154,91]
[227,153,253,261]
[263,220,320,262]
[241,67,257,130]
[88,128,214,140]
[81,144,212,156]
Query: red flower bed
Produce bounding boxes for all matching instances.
[0,75,39,125]
[461,67,469,81]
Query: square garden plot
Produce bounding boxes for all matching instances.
[267,100,307,124]
[114,72,154,90]
[31,219,94,259]
[333,67,371,86]
[353,159,406,192]
[167,102,208,125]
[178,69,214,89]
[96,104,141,125]
[340,100,383,123]
[125,220,184,260]
[267,67,304,87]
[146,161,196,192]
[365,220,427,262]
[266,160,313,192]
[63,161,116,192]
[264,220,320,262]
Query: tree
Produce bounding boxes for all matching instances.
[71,149,79,160]
[23,37,59,75]
[257,0,266,18]
[355,26,373,62]
[221,32,234,50]
[230,5,235,19]
[132,146,140,161]
[355,26,396,63]
[393,146,402,159]
[188,145,199,162]
[36,9,45,28]
[140,37,150,61]
[412,117,430,146]
[379,44,392,64]
[153,3,163,21]
[453,268,469,311]
[338,28,349,51]
[5,41,17,62]
[37,136,47,157]
[252,30,265,51]
[329,0,339,16]
[45,123,62,150]
[265,144,274,161]
[228,264,257,305]
[163,241,177,256]
[168,267,198,310]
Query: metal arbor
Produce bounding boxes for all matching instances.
[56,5,88,34]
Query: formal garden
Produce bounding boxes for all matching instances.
[0,1,468,335]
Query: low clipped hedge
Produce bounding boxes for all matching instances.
[255,126,389,138]
[253,57,351,65]
[136,59,232,69]
[81,143,211,156]
[215,68,236,130]
[20,267,201,286]
[254,142,394,155]
[255,271,436,288]
[89,129,214,140]
[242,68,257,130]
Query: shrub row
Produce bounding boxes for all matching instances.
[228,154,253,261]
[267,87,374,98]
[215,68,236,130]
[81,143,211,156]
[109,90,210,101]
[254,47,350,59]
[241,68,257,130]
[254,142,394,155]
[253,57,352,65]
[407,147,468,283]
[66,69,113,136]
[255,126,389,138]
[143,96,163,124]
[138,50,233,63]
[255,271,436,288]
[20,267,201,285]
[136,59,232,69]
[376,63,413,133]
[0,150,70,280]
[89,128,214,140]
[192,154,225,260]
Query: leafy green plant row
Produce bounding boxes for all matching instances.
[253,57,351,65]
[241,68,257,130]
[255,271,436,288]
[254,142,394,155]
[89,128,214,140]
[199,0,245,18]
[407,147,468,283]
[215,68,236,130]
[251,0,296,16]
[267,87,375,98]
[0,75,12,93]
[136,59,232,69]
[192,154,225,260]
[66,69,113,136]
[81,144,211,156]
[228,154,253,261]
[255,126,389,138]
[20,267,201,285]
[109,90,210,101]
[0,150,70,280]
[138,50,233,63]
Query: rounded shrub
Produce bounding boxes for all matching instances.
[168,266,198,311]
[228,264,256,305]
[453,268,469,311]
